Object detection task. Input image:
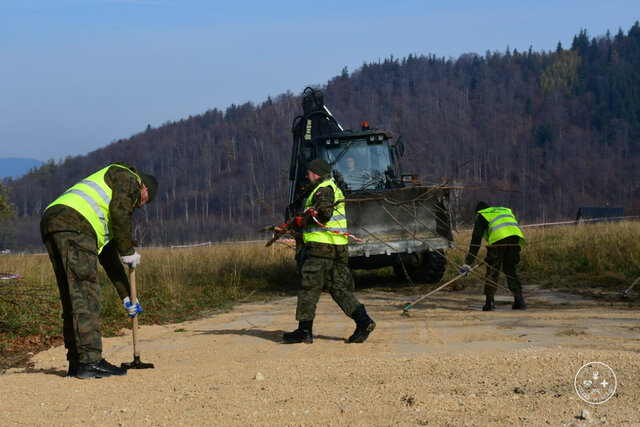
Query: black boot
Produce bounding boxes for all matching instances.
[482,296,495,311]
[75,358,127,379]
[67,361,79,377]
[347,305,376,343]
[283,320,313,344]
[512,294,526,310]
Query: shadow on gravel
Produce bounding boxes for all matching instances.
[195,328,345,343]
[13,367,67,377]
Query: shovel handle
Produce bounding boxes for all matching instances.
[129,267,140,358]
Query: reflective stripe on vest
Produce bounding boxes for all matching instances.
[478,207,525,248]
[303,178,348,245]
[45,164,141,253]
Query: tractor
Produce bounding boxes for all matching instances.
[286,87,453,283]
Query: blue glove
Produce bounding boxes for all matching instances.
[458,264,471,276]
[122,297,142,318]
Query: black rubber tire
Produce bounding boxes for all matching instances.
[396,250,447,284]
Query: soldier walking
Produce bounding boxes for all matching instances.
[40,162,157,378]
[280,158,376,344]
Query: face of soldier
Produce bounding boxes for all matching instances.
[138,184,150,208]
[306,169,321,183]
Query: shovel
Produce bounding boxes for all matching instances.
[121,267,155,369]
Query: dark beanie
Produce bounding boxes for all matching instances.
[139,172,158,203]
[307,158,331,176]
[475,201,489,213]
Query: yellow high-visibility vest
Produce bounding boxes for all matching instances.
[45,164,141,253]
[303,178,348,245]
[478,207,525,248]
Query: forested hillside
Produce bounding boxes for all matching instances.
[2,23,640,250]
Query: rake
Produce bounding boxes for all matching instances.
[402,265,478,316]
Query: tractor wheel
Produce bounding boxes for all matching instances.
[395,250,447,284]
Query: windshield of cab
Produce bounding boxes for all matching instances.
[321,139,393,191]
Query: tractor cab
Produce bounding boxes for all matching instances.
[286,87,452,284]
[317,128,398,192]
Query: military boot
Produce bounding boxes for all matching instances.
[75,358,127,379]
[66,350,80,377]
[347,305,376,343]
[482,296,495,311]
[67,361,79,377]
[283,320,313,344]
[512,294,527,310]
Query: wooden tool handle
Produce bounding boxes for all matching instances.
[129,267,140,358]
[405,265,479,309]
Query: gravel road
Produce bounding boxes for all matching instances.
[1,285,639,425]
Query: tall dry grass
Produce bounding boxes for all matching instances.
[449,220,640,288]
[1,221,639,346]
[0,242,298,343]
[126,242,298,324]
[519,220,640,287]
[0,252,60,339]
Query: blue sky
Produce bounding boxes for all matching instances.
[1,0,639,162]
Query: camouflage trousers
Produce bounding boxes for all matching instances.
[483,236,523,298]
[295,255,362,322]
[42,231,102,364]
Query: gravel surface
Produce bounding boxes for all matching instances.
[1,285,639,425]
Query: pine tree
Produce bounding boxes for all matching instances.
[0,182,14,225]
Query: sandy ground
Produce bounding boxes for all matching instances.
[1,284,639,426]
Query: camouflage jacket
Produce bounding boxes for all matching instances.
[40,162,144,257]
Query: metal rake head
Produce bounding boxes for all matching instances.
[121,355,154,369]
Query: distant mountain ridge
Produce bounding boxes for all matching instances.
[2,23,640,250]
[0,158,44,179]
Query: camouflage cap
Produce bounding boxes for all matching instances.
[139,172,158,202]
[307,158,331,176]
[475,201,489,213]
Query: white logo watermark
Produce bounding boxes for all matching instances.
[574,361,617,404]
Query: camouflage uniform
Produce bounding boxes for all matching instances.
[290,176,362,322]
[296,243,361,321]
[40,163,144,365]
[479,235,522,299]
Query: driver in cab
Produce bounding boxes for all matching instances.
[342,156,372,189]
